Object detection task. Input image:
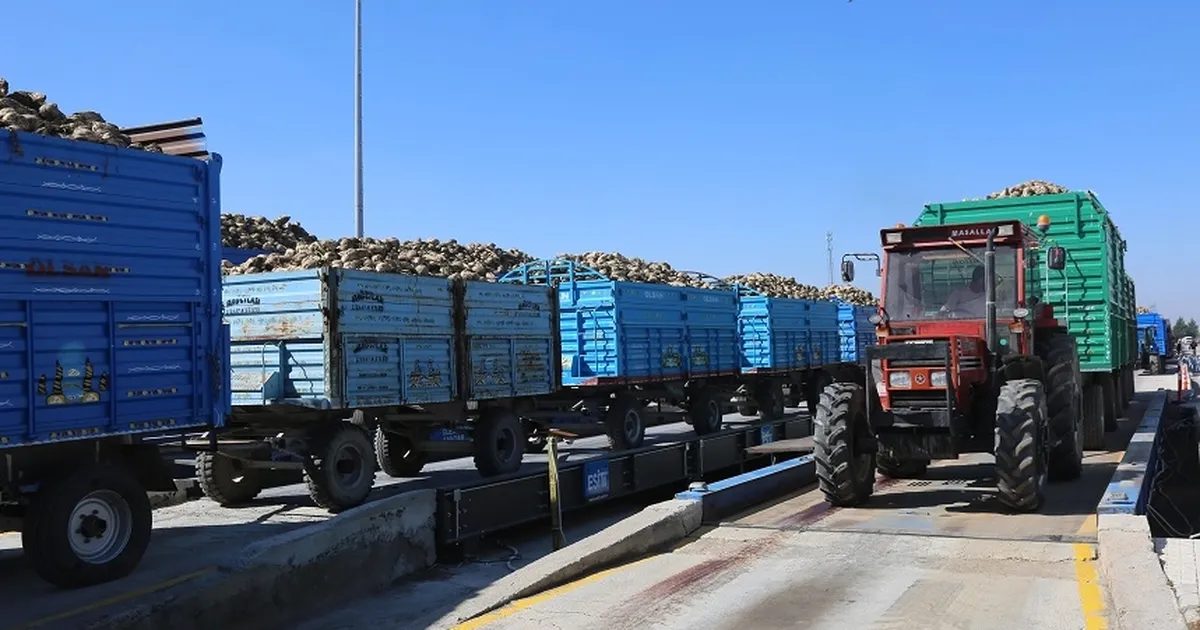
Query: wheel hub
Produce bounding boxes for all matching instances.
[495,427,516,462]
[334,443,366,488]
[68,490,133,564]
[623,410,641,441]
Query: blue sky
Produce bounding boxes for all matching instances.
[5,1,1197,318]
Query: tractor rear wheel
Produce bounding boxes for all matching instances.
[994,379,1049,512]
[1039,333,1083,481]
[814,382,876,507]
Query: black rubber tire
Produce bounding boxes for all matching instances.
[993,378,1048,512]
[604,396,646,450]
[303,424,375,513]
[806,371,833,418]
[754,381,785,422]
[1081,383,1106,451]
[737,402,758,417]
[877,456,929,479]
[1151,355,1163,375]
[374,427,429,478]
[1099,374,1119,432]
[813,382,876,506]
[688,388,724,436]
[22,464,153,589]
[1039,333,1083,482]
[473,410,526,476]
[196,451,264,506]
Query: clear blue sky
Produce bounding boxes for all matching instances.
[5,1,1197,319]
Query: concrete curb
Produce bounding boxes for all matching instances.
[1096,390,1188,630]
[448,455,816,625]
[444,498,703,625]
[87,489,438,630]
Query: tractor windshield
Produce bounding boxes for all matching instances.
[883,246,1019,321]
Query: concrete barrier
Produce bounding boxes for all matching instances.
[447,455,817,625]
[87,489,437,630]
[1095,389,1189,630]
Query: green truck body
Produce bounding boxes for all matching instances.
[914,191,1136,376]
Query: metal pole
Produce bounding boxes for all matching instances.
[547,436,566,551]
[354,0,364,238]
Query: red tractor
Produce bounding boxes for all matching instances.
[819,217,1086,512]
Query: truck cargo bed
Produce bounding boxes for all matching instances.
[838,302,876,363]
[738,292,841,372]
[0,130,227,448]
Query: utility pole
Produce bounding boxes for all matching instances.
[826,231,835,285]
[354,0,364,238]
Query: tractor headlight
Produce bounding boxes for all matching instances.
[888,371,911,388]
[930,370,947,388]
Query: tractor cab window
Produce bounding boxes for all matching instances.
[884,246,1019,321]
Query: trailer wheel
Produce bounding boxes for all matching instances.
[737,403,759,418]
[374,427,429,478]
[754,382,785,422]
[1081,383,1106,451]
[688,388,724,436]
[604,396,646,450]
[814,382,876,507]
[1039,333,1083,482]
[304,424,375,513]
[474,410,525,476]
[22,464,152,589]
[196,451,264,506]
[877,456,928,479]
[994,379,1048,512]
[1098,374,1119,432]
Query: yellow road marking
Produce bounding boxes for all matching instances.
[1073,516,1109,630]
[10,567,216,630]
[451,555,657,630]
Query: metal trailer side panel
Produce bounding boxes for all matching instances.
[681,286,740,376]
[222,268,456,409]
[461,280,556,400]
[558,279,688,385]
[0,130,227,449]
[809,300,842,366]
[738,295,811,372]
[915,191,1130,373]
[837,302,876,363]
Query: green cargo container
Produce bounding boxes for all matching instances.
[914,191,1135,381]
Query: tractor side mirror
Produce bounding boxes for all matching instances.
[1047,246,1066,271]
[840,260,855,283]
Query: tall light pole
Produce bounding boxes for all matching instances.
[354,0,364,238]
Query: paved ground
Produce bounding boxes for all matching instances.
[424,382,1157,630]
[0,411,780,630]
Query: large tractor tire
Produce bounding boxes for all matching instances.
[994,379,1049,512]
[813,382,876,507]
[1038,333,1084,481]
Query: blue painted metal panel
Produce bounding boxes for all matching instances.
[1136,312,1169,356]
[1097,390,1167,515]
[223,268,456,409]
[682,287,740,375]
[837,302,876,363]
[0,131,227,448]
[739,294,815,372]
[808,300,841,366]
[462,281,556,400]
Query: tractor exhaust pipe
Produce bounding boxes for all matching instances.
[985,228,998,356]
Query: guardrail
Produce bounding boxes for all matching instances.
[434,417,805,545]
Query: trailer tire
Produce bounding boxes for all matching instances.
[196,451,264,506]
[604,396,646,450]
[1081,383,1106,451]
[754,382,785,422]
[737,403,759,418]
[1039,333,1083,482]
[994,379,1048,512]
[473,410,526,476]
[814,382,876,507]
[304,424,375,513]
[374,428,428,478]
[22,464,152,589]
[877,456,928,479]
[688,388,724,436]
[1099,374,1119,433]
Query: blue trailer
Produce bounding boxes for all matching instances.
[0,129,228,588]
[200,269,558,510]
[732,286,865,417]
[1137,312,1170,374]
[837,301,878,364]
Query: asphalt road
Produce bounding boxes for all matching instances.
[0,411,781,630]
[425,380,1155,630]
